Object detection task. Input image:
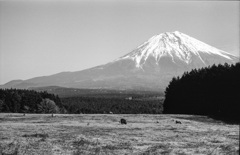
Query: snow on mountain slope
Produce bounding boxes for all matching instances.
[114,31,236,68]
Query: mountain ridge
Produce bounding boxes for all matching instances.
[1,31,238,91]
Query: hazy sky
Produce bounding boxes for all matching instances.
[0,1,239,84]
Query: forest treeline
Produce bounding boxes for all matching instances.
[0,88,163,114]
[61,97,163,114]
[163,63,240,123]
[0,89,65,113]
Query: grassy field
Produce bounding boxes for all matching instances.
[0,113,239,155]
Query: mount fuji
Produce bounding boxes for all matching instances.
[1,31,238,91]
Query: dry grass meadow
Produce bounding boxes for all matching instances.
[0,113,239,155]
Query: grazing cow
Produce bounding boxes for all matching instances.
[120,118,127,124]
[175,120,182,124]
[109,111,113,114]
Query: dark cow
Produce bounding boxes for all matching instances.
[175,120,182,124]
[120,118,127,124]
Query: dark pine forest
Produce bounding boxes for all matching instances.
[0,89,65,113]
[163,63,240,123]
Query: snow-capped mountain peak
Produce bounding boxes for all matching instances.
[116,31,235,68]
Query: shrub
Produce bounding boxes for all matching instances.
[38,98,59,113]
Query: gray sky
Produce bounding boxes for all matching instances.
[0,1,239,84]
